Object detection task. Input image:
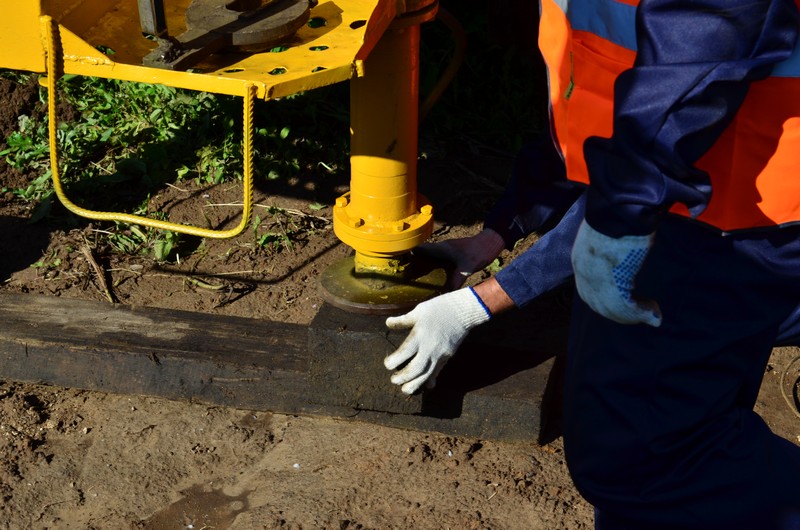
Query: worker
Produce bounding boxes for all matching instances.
[385,0,800,528]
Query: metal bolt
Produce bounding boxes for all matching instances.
[420,205,433,216]
[335,197,348,208]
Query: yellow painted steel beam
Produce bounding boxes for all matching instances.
[33,0,396,99]
[0,3,46,72]
[335,20,433,271]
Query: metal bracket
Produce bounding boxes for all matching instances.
[137,0,169,37]
[143,0,312,71]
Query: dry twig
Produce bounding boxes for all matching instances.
[81,244,114,303]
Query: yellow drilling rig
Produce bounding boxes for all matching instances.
[1,0,455,313]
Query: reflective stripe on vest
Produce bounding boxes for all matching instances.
[540,0,800,231]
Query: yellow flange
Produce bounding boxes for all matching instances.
[333,195,434,265]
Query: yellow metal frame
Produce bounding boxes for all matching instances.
[32,0,396,97]
[4,0,399,238]
[3,0,443,277]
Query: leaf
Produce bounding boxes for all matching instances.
[99,128,114,143]
[153,238,173,261]
[129,225,148,242]
[28,193,54,223]
[485,258,503,274]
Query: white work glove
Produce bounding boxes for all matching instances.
[415,229,506,290]
[385,287,491,394]
[571,220,662,327]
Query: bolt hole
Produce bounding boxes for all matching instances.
[224,68,245,73]
[270,45,289,53]
[308,17,327,29]
[312,66,327,72]
[269,67,287,75]
[309,45,328,51]
[350,20,366,30]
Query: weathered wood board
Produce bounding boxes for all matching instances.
[0,290,570,442]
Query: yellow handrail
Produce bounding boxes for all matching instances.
[43,15,255,240]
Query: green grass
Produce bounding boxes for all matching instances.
[251,204,330,254]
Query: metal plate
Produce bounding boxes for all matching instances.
[185,0,310,51]
[320,255,447,315]
[40,0,394,99]
[143,0,312,69]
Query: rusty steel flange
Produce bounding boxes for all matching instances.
[185,0,312,51]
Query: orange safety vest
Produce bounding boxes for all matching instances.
[539,0,800,232]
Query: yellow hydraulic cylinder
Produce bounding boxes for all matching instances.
[334,20,432,274]
[321,5,447,314]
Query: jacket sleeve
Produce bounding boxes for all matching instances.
[484,132,583,249]
[583,0,800,237]
[495,192,585,308]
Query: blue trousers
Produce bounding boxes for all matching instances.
[563,215,800,529]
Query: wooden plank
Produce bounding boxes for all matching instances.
[0,292,311,412]
[308,304,425,414]
[307,301,567,442]
[0,291,568,442]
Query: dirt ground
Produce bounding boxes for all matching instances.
[0,68,799,530]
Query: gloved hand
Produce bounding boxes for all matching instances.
[384,287,491,394]
[415,229,506,290]
[570,220,662,327]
